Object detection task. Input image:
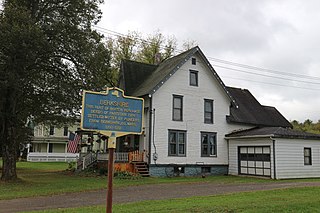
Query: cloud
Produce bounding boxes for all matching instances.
[99,0,320,121]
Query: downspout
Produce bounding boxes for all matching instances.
[272,138,277,179]
[148,95,153,165]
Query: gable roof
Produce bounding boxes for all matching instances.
[119,60,157,96]
[225,126,320,140]
[226,86,292,128]
[119,46,238,107]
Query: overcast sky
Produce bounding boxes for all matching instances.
[98,0,320,122]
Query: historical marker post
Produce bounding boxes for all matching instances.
[80,87,144,213]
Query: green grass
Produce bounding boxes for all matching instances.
[0,161,277,200]
[25,186,320,213]
[1,161,320,201]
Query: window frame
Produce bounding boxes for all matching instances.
[191,57,196,65]
[304,147,312,165]
[63,126,68,136]
[201,132,217,157]
[168,130,187,157]
[172,95,183,121]
[189,70,198,87]
[49,126,54,136]
[204,99,214,124]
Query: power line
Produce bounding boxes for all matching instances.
[208,56,320,81]
[221,75,320,91]
[93,25,320,83]
[213,64,320,85]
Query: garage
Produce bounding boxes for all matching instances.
[238,146,271,177]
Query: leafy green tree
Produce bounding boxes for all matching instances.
[107,31,178,69]
[0,0,112,181]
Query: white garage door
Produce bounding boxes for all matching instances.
[238,146,271,177]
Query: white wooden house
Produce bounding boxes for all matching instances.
[118,46,320,179]
[27,124,80,162]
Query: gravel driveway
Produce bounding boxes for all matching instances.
[1,181,320,213]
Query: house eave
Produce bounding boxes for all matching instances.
[225,134,274,140]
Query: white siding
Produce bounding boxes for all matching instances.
[150,53,247,165]
[228,138,274,178]
[275,138,320,179]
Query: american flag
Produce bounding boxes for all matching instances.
[67,132,81,153]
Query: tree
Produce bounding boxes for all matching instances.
[107,31,178,69]
[0,0,113,181]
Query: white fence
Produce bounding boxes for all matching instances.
[27,152,79,162]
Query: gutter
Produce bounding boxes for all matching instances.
[225,134,275,140]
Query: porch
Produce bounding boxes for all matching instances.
[78,150,149,177]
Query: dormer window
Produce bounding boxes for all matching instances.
[189,70,198,86]
[191,57,196,65]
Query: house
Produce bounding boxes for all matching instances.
[118,46,320,179]
[27,124,80,162]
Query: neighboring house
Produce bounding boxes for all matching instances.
[118,46,320,179]
[27,124,80,162]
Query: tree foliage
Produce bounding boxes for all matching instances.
[106,31,197,77]
[291,119,320,134]
[0,0,112,181]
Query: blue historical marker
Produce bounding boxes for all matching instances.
[81,88,144,134]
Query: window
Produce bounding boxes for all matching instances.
[48,143,53,153]
[189,70,198,86]
[172,95,183,121]
[204,99,213,123]
[63,126,68,136]
[201,132,217,157]
[49,126,54,135]
[201,166,211,174]
[168,130,186,156]
[192,57,196,65]
[304,148,312,165]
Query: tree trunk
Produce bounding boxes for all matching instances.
[0,88,18,181]
[1,143,18,181]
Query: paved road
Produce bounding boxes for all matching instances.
[1,181,320,212]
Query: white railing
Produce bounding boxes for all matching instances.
[81,152,97,170]
[97,152,129,162]
[27,152,79,162]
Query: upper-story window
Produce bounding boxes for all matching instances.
[204,99,213,124]
[49,126,54,135]
[191,57,196,65]
[63,126,68,136]
[173,95,183,121]
[189,70,198,86]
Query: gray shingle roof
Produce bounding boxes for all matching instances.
[119,46,238,107]
[226,86,292,128]
[226,126,320,140]
[119,46,292,129]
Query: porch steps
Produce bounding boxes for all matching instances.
[133,162,150,177]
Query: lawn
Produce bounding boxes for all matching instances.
[0,161,272,200]
[26,186,320,213]
[1,160,320,202]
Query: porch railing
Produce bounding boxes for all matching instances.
[128,150,144,162]
[96,151,144,163]
[80,152,97,170]
[27,152,79,162]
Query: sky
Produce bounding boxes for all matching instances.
[98,0,320,122]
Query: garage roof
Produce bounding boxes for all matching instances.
[226,126,320,140]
